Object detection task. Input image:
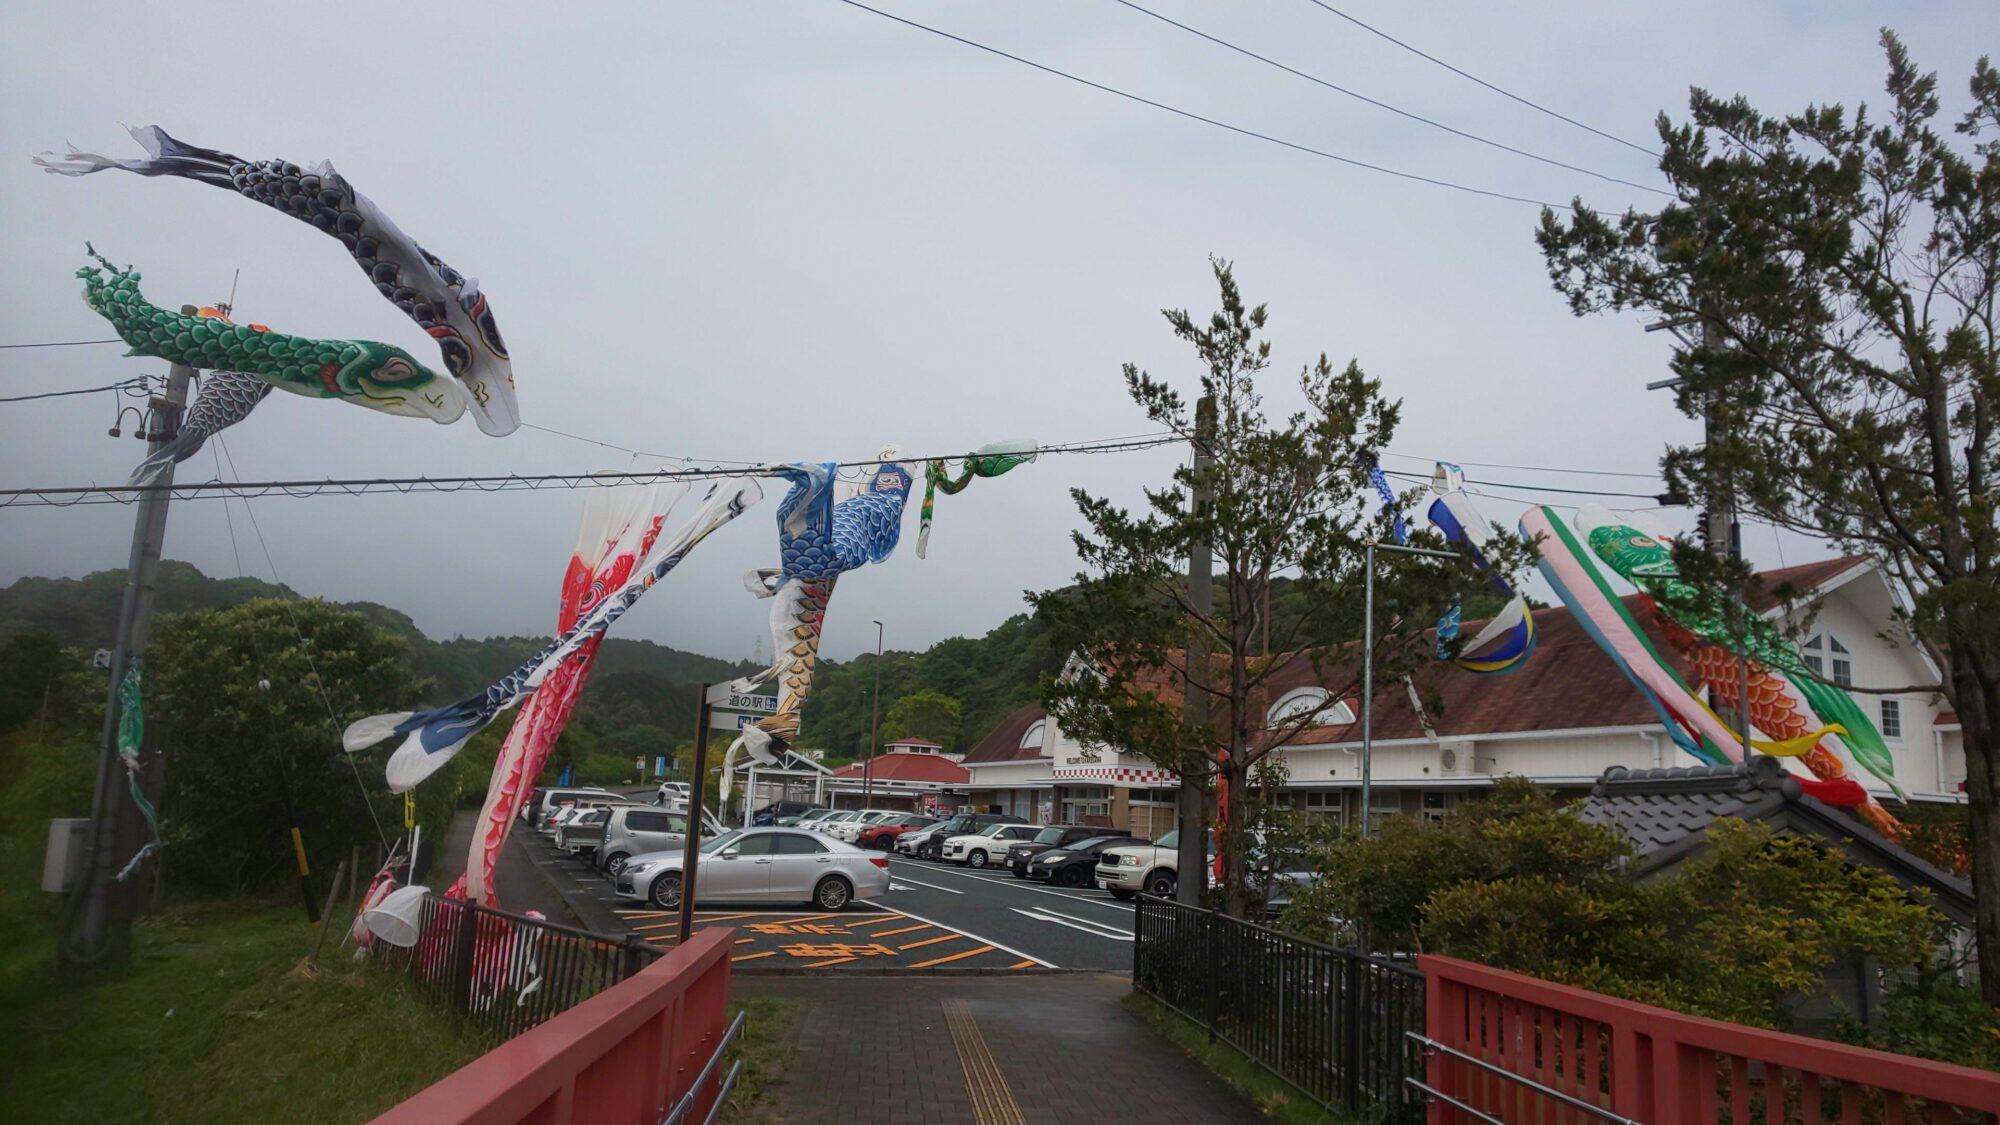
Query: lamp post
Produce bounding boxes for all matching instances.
[1360,540,1458,839]
[864,620,884,808]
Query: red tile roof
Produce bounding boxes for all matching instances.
[1745,555,1870,613]
[960,702,1050,764]
[827,752,970,784]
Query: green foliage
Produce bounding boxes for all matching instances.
[882,688,963,751]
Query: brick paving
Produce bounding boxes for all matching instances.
[733,973,1262,1124]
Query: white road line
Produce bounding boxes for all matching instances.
[1009,907,1134,942]
[1028,904,1133,935]
[890,860,1135,911]
[880,872,966,895]
[886,905,1060,968]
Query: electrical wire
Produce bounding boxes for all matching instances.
[1380,450,1662,480]
[0,433,1183,509]
[1107,0,1667,196]
[1297,0,1660,157]
[831,0,1571,210]
[0,377,156,403]
[1380,467,1660,500]
[0,338,125,350]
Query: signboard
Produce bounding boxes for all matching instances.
[654,755,668,778]
[721,692,778,714]
[708,710,764,730]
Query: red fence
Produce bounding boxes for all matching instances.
[374,927,734,1125]
[1419,955,2000,1124]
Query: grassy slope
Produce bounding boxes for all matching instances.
[1121,992,1345,1125]
[1,899,488,1124]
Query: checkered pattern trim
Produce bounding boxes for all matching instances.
[1051,765,1179,784]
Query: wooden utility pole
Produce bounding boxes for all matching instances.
[677,683,727,942]
[1177,395,1215,906]
[64,338,195,968]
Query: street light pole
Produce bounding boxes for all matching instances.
[864,620,883,809]
[1359,540,1458,839]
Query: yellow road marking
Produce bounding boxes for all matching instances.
[844,914,910,928]
[942,998,1028,1125]
[912,945,995,969]
[732,951,777,962]
[899,933,961,951]
[1008,959,1036,969]
[735,938,754,945]
[872,924,932,938]
[800,956,857,968]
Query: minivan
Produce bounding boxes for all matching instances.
[525,787,618,828]
[598,806,706,876]
[904,812,1026,861]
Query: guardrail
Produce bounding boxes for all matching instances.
[1133,894,1425,1122]
[372,892,662,1041]
[1418,954,2000,1123]
[374,927,735,1125]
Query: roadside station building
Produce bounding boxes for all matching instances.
[822,738,971,813]
[954,557,1966,834]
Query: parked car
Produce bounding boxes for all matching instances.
[940,822,1043,868]
[1003,825,1129,876]
[554,806,636,858]
[902,812,1026,860]
[597,806,704,876]
[523,786,617,826]
[655,780,691,812]
[614,827,890,911]
[1025,835,1148,887]
[774,806,831,827]
[542,804,589,834]
[810,810,865,835]
[854,814,935,850]
[1096,830,1198,899]
[826,810,901,843]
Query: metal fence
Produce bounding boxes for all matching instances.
[371,892,662,1042]
[1133,894,1426,1123]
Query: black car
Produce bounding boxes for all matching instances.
[1025,834,1149,887]
[916,812,1025,860]
[1004,825,1129,877]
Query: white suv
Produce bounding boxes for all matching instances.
[1097,830,1187,899]
[940,823,1041,868]
[826,810,899,844]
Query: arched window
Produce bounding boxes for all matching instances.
[1268,687,1353,728]
[1802,633,1852,687]
[1020,720,1047,751]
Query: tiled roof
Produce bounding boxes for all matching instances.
[961,702,1049,764]
[827,752,970,784]
[1745,555,1870,613]
[1575,757,1973,925]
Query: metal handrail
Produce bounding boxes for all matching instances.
[661,1008,747,1125]
[1132,892,1421,977]
[1404,1032,1644,1125]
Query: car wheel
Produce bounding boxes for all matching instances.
[1108,887,1136,901]
[649,871,682,910]
[1012,867,1028,879]
[967,849,989,869]
[1145,870,1177,897]
[813,875,853,911]
[1057,866,1089,888]
[605,852,631,876]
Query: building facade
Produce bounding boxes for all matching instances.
[950,557,1966,836]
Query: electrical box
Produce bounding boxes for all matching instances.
[42,818,89,893]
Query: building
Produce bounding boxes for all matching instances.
[952,557,1966,835]
[821,750,970,813]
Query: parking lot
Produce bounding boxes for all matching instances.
[516,828,1140,971]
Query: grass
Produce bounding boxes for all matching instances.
[0,897,490,1124]
[1122,991,1349,1125]
[717,997,799,1124]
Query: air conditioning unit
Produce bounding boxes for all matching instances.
[1438,742,1483,777]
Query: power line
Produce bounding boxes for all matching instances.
[831,0,1570,210]
[1381,467,1660,500]
[0,338,125,350]
[0,378,156,403]
[1380,450,1662,480]
[1298,0,1659,157]
[1108,0,1667,196]
[0,433,1182,509]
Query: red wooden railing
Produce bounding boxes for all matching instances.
[1419,954,2000,1124]
[374,927,734,1125]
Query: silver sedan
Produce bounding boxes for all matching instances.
[614,827,891,911]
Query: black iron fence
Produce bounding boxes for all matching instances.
[1133,894,1425,1123]
[371,893,662,1042]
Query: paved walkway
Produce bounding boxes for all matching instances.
[425,810,582,925]
[733,973,1261,1124]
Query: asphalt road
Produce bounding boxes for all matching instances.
[515,829,1139,971]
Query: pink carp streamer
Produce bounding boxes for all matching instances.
[450,480,673,906]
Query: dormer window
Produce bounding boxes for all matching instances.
[1802,634,1852,687]
[1021,720,1047,751]
[1268,687,1354,728]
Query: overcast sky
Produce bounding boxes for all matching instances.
[2,2,1992,663]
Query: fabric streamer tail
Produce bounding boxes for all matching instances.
[915,439,1037,558]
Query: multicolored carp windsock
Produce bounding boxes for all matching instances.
[916,439,1037,558]
[79,247,463,423]
[1425,463,1535,673]
[128,308,273,485]
[720,452,913,800]
[1522,505,1742,765]
[39,125,518,436]
[453,480,675,906]
[345,478,763,793]
[1363,455,1407,543]
[1575,505,1904,819]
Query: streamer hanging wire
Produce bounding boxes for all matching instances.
[0,433,1181,509]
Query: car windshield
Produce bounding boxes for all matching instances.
[978,823,1013,837]
[1033,827,1068,844]
[1072,836,1120,850]
[1154,830,1179,849]
[902,816,934,827]
[701,829,744,855]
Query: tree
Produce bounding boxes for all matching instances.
[1536,33,2000,1001]
[150,598,430,891]
[882,689,964,751]
[1034,259,1497,919]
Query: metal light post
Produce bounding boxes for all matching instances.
[1359,540,1458,838]
[864,620,884,809]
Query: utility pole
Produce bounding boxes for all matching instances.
[1698,320,1753,753]
[864,620,883,809]
[1177,396,1215,907]
[64,338,195,968]
[678,683,729,942]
